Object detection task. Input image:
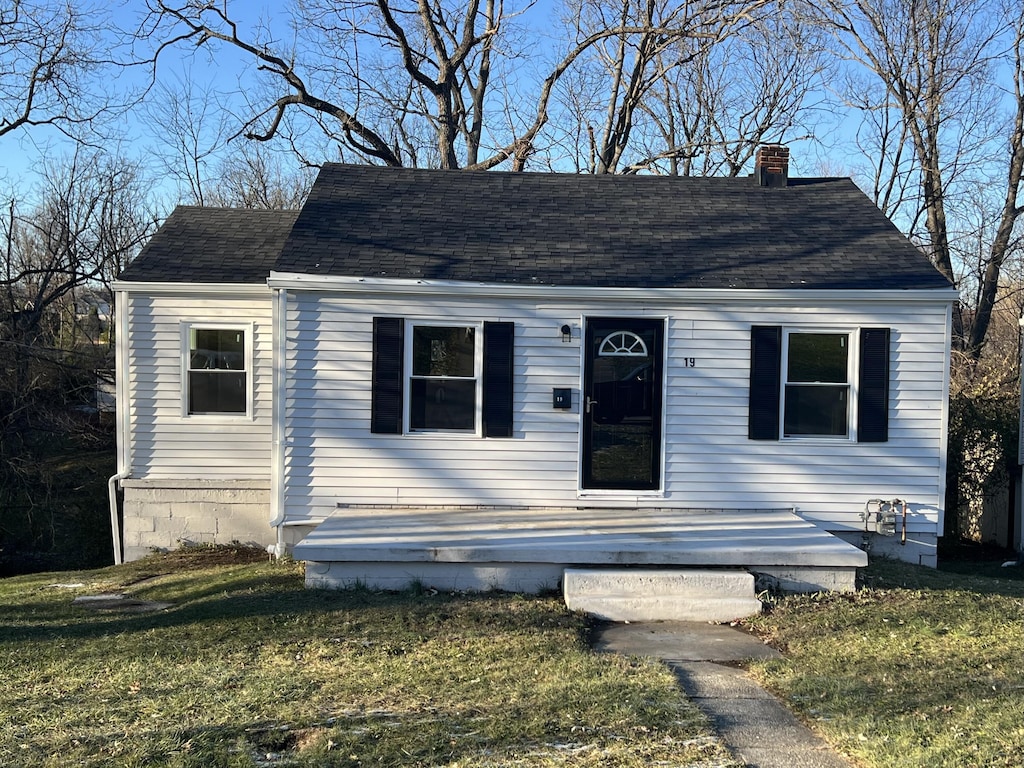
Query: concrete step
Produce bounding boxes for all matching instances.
[563,568,763,622]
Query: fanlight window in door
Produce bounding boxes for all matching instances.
[599,331,648,357]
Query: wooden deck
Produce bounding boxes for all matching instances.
[293,506,867,594]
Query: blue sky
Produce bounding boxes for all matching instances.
[0,0,838,193]
[0,0,1017,227]
[0,1,269,197]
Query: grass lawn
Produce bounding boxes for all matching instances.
[746,557,1024,768]
[0,547,735,768]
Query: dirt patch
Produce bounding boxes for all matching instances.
[246,723,331,763]
[125,544,270,582]
[158,543,269,568]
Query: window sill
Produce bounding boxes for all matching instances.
[779,435,854,444]
[578,489,665,498]
[180,414,256,424]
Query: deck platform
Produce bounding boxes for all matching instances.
[294,506,867,595]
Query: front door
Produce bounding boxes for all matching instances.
[581,318,664,490]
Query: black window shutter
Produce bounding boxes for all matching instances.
[371,317,403,434]
[749,326,782,440]
[858,327,890,443]
[483,321,514,438]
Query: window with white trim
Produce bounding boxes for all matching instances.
[183,324,251,417]
[407,323,481,433]
[782,331,852,438]
[749,326,890,443]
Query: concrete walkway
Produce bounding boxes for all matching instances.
[592,622,856,768]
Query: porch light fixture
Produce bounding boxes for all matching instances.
[560,324,572,342]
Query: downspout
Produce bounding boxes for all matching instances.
[107,287,131,565]
[268,285,288,557]
[106,474,124,566]
[1018,313,1024,553]
[937,299,953,539]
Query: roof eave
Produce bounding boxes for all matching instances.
[112,280,271,295]
[267,272,959,304]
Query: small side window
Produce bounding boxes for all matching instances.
[184,325,250,416]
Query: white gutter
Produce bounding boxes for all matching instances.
[106,288,131,565]
[106,474,124,566]
[267,272,961,305]
[110,280,270,296]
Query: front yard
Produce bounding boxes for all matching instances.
[0,547,733,768]
[747,557,1024,768]
[5,545,1024,767]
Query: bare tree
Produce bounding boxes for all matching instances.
[554,0,789,174]
[142,0,779,171]
[1,150,155,414]
[1,150,155,560]
[824,0,1020,358]
[968,5,1024,357]
[145,76,228,207]
[143,0,526,169]
[0,0,114,139]
[145,76,314,209]
[205,144,315,210]
[628,4,831,175]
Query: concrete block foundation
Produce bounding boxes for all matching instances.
[120,479,272,561]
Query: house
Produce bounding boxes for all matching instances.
[74,289,112,327]
[111,146,957,611]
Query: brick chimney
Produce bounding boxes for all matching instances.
[755,144,789,187]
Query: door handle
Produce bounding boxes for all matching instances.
[585,397,598,413]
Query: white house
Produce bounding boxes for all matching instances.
[111,147,957,606]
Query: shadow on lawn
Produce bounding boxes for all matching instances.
[101,711,521,768]
[860,551,1024,598]
[0,568,572,647]
[937,539,1024,582]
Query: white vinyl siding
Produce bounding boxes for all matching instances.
[123,291,273,480]
[280,292,950,536]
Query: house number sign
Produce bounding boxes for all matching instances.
[683,357,697,367]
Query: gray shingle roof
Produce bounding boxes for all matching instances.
[122,164,952,291]
[118,206,299,283]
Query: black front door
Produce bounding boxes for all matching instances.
[581,318,664,490]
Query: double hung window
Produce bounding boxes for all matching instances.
[370,317,514,437]
[408,324,480,432]
[182,324,251,417]
[782,332,851,438]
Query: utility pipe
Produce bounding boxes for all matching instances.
[894,498,908,545]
